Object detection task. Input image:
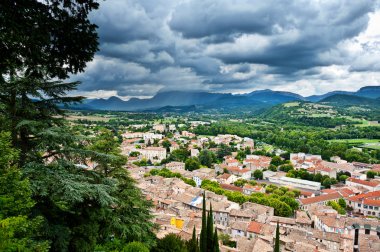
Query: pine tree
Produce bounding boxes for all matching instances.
[213,228,219,252]
[200,193,207,252]
[274,221,280,252]
[207,203,214,251]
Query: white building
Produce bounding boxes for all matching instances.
[346,178,380,192]
[268,176,321,191]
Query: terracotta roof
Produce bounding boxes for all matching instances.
[347,177,380,187]
[220,183,243,192]
[348,190,380,202]
[299,192,341,205]
[363,199,380,207]
[300,190,313,197]
[227,166,250,173]
[247,221,263,234]
[338,187,355,197]
[218,173,231,179]
[321,189,337,194]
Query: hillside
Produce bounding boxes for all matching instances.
[259,99,379,127]
[71,85,380,112]
[320,94,378,105]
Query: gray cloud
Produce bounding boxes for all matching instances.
[70,0,380,98]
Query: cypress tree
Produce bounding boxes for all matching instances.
[200,193,207,252]
[188,226,199,252]
[274,221,280,252]
[213,228,219,252]
[207,203,214,251]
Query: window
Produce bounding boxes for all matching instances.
[365,229,370,235]
[358,204,361,207]
[369,206,373,210]
[375,207,379,210]
[364,205,368,209]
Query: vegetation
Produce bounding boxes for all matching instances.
[0,1,157,250]
[201,180,298,217]
[147,168,197,187]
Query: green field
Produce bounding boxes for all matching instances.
[328,138,380,150]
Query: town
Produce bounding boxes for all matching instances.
[92,120,380,252]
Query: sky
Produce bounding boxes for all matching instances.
[71,0,380,100]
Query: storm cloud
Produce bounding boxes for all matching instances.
[71,0,380,98]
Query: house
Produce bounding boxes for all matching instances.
[153,124,166,133]
[230,221,249,238]
[166,161,185,170]
[299,192,342,211]
[190,148,199,157]
[139,147,167,162]
[221,184,243,193]
[216,173,238,184]
[226,166,251,180]
[243,155,271,170]
[346,177,380,192]
[224,158,240,167]
[192,168,216,187]
[314,213,346,233]
[246,221,263,239]
[308,165,337,178]
[347,190,380,217]
[242,184,265,195]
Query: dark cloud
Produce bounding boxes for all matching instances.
[70,0,380,98]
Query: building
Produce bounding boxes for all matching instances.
[242,184,265,195]
[216,173,238,184]
[347,190,380,217]
[299,192,342,211]
[268,176,321,191]
[165,162,185,170]
[346,177,380,191]
[190,148,199,157]
[226,166,251,180]
[139,147,167,163]
[246,221,263,239]
[153,124,166,133]
[243,155,271,170]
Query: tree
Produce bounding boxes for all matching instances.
[213,228,219,252]
[322,178,332,188]
[253,170,263,180]
[152,234,188,252]
[162,139,172,152]
[186,157,201,171]
[187,226,199,252]
[0,0,100,165]
[124,241,150,252]
[270,156,283,166]
[0,132,49,251]
[200,194,207,252]
[367,170,376,179]
[207,204,214,252]
[199,150,216,167]
[274,222,280,252]
[338,198,347,209]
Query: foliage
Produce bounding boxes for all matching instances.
[201,180,296,217]
[327,200,346,215]
[152,234,188,252]
[0,132,49,251]
[274,222,280,252]
[253,170,263,180]
[147,168,196,187]
[199,150,216,167]
[185,157,201,171]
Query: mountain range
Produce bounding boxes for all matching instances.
[73,86,380,111]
